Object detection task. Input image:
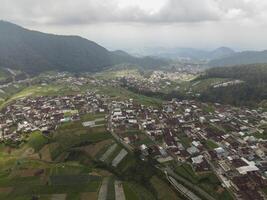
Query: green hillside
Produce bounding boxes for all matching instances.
[0,21,167,74]
[198,64,267,106]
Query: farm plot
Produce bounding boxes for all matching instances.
[49,175,101,185]
[80,192,98,200]
[81,139,113,158]
[111,149,128,167]
[99,143,118,162]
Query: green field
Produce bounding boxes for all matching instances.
[204,139,219,150]
[190,78,230,92]
[173,163,233,200]
[123,182,155,200]
[150,176,181,200]
[27,131,49,152]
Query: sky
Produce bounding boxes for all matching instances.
[1,0,267,51]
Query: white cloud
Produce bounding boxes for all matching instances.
[1,0,267,50]
[2,0,267,25]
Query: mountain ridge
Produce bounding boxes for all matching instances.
[127,46,236,60]
[0,21,167,74]
[209,50,267,67]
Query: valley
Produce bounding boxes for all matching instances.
[0,15,267,200]
[0,66,266,200]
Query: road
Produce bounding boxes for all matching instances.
[203,151,237,200]
[98,177,109,200]
[165,172,202,200]
[107,109,134,152]
[115,180,126,200]
[164,167,216,200]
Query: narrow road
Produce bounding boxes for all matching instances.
[114,180,126,200]
[98,177,109,200]
[107,110,134,152]
[167,175,202,200]
[164,167,216,200]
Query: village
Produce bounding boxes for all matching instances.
[0,92,108,141]
[108,98,267,200]
[0,72,267,200]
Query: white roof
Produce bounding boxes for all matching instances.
[237,165,259,175]
[192,155,204,164]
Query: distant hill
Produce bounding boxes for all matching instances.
[209,47,235,60]
[128,46,235,61]
[0,21,167,74]
[209,50,267,67]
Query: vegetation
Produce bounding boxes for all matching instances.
[204,139,219,150]
[198,64,267,106]
[27,131,49,152]
[0,21,167,74]
[123,182,155,200]
[209,49,267,67]
[173,164,233,200]
[150,176,181,200]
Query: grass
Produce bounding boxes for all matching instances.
[202,104,215,113]
[174,163,198,183]
[204,139,219,150]
[49,162,91,176]
[123,183,139,200]
[0,83,77,109]
[81,113,106,121]
[123,182,155,200]
[173,163,233,200]
[27,131,49,152]
[94,69,142,80]
[150,176,180,200]
[50,120,111,159]
[6,181,101,198]
[0,157,101,199]
[254,125,267,139]
[96,85,162,107]
[117,154,136,173]
[133,135,153,146]
[106,177,115,200]
[190,78,230,92]
[179,136,192,148]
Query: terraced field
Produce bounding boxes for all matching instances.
[0,113,165,200]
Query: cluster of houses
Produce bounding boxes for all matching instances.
[108,98,267,200]
[0,92,108,141]
[119,70,195,93]
[1,70,267,199]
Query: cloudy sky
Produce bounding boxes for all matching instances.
[1,0,267,51]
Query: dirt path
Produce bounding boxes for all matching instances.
[51,194,67,200]
[114,180,126,200]
[98,177,109,200]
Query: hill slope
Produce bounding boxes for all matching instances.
[0,21,167,74]
[209,50,267,67]
[198,64,267,106]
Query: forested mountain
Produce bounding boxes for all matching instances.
[0,21,167,74]
[199,64,267,106]
[209,50,267,67]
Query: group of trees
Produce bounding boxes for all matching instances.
[199,64,267,106]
